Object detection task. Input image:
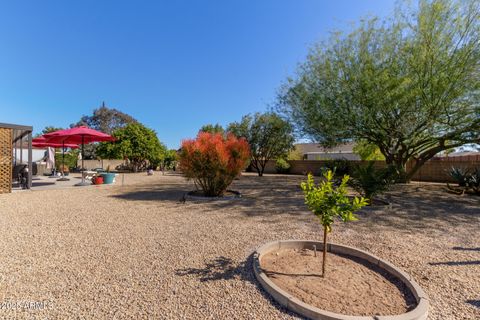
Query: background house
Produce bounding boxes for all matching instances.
[293,142,360,160]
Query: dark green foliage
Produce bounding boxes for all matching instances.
[275,158,290,174]
[349,163,398,203]
[96,123,167,172]
[54,149,79,171]
[321,159,352,176]
[42,126,63,135]
[72,103,138,159]
[227,112,295,176]
[199,124,225,135]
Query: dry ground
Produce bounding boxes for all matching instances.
[0,172,478,319]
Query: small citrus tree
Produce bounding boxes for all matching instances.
[179,132,250,197]
[301,171,368,277]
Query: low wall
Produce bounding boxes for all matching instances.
[263,160,386,176]
[77,159,125,171]
[263,159,479,183]
[408,159,478,183]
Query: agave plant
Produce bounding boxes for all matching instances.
[449,167,470,187]
[448,167,480,196]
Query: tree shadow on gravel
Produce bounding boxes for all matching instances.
[453,247,480,251]
[466,300,480,308]
[176,256,245,282]
[428,260,480,266]
[175,254,303,319]
[110,184,190,203]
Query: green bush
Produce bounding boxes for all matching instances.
[349,162,397,204]
[275,158,290,174]
[320,158,352,176]
[55,149,79,171]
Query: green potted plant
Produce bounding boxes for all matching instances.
[301,170,368,277]
[100,165,116,184]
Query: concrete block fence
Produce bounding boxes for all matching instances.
[262,159,480,183]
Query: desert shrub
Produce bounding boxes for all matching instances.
[349,162,397,204]
[179,132,250,197]
[321,158,352,176]
[275,158,290,174]
[301,171,367,277]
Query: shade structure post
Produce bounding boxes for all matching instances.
[27,132,32,189]
[57,142,70,181]
[81,135,85,183]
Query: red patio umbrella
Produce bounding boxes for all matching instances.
[32,136,79,149]
[43,126,114,186]
[32,136,79,181]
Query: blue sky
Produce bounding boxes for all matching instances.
[0,1,396,149]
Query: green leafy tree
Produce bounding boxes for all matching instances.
[199,123,225,135]
[96,123,166,172]
[287,146,304,160]
[72,102,138,159]
[301,171,368,277]
[353,140,386,161]
[42,126,63,134]
[34,126,63,138]
[163,149,179,170]
[279,0,480,182]
[227,112,295,176]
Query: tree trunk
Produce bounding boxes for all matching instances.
[322,225,328,278]
[405,158,429,182]
[259,164,264,177]
[386,158,409,183]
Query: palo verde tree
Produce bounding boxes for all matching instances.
[227,112,295,176]
[278,0,480,182]
[301,171,368,277]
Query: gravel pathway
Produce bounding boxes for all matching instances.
[0,173,478,319]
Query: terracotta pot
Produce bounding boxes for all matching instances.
[92,176,104,185]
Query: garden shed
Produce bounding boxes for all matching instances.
[0,122,33,193]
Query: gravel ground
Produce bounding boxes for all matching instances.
[0,172,478,319]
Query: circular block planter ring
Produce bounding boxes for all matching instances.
[253,240,429,320]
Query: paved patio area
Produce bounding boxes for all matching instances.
[0,173,478,319]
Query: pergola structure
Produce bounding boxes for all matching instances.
[0,122,33,193]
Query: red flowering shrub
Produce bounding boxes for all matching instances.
[179,132,250,197]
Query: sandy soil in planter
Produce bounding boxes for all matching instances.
[261,248,416,316]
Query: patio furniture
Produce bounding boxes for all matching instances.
[43,126,114,186]
[32,137,78,182]
[82,170,97,181]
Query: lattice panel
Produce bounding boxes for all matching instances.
[0,128,12,194]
